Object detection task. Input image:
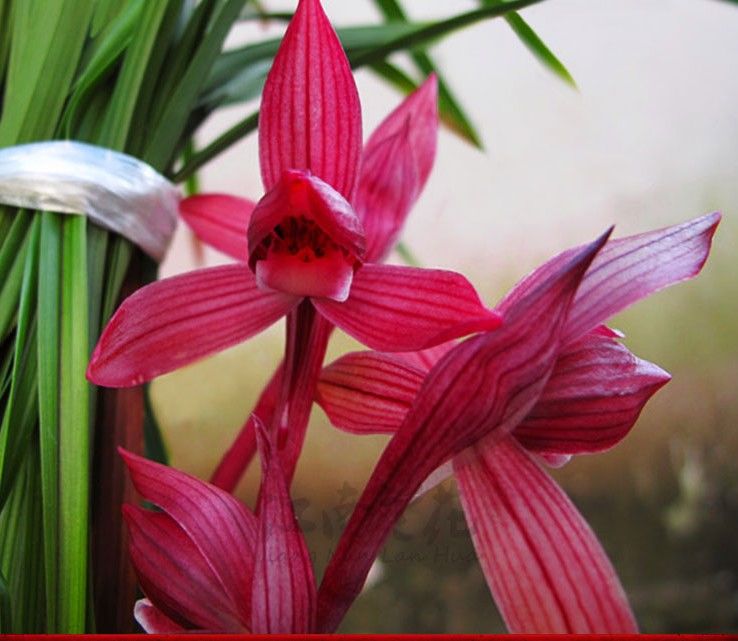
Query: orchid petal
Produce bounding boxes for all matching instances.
[314,263,501,352]
[210,363,284,491]
[356,75,439,262]
[454,437,637,633]
[317,231,610,632]
[124,508,246,632]
[179,193,254,261]
[120,450,256,625]
[564,212,720,342]
[317,351,424,435]
[516,334,670,456]
[363,74,438,198]
[259,0,362,199]
[87,265,299,387]
[251,421,316,634]
[498,213,720,344]
[134,599,186,634]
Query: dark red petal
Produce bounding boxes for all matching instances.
[251,421,316,634]
[455,437,637,633]
[87,265,298,387]
[120,450,256,625]
[210,363,284,491]
[259,0,362,199]
[316,351,424,435]
[134,599,186,634]
[316,231,610,632]
[124,508,246,632]
[247,170,365,268]
[498,213,720,344]
[314,264,501,352]
[515,333,670,455]
[179,193,254,262]
[356,75,438,262]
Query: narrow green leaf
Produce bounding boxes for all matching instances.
[0,0,96,144]
[98,0,173,151]
[372,0,482,147]
[0,568,11,632]
[0,212,32,340]
[480,0,576,87]
[58,215,89,633]
[144,0,246,169]
[37,213,62,633]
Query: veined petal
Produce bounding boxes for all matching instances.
[134,599,186,634]
[356,75,438,262]
[251,421,316,634]
[124,508,246,632]
[564,212,720,342]
[455,437,637,633]
[515,334,670,456]
[317,231,610,632]
[179,193,254,261]
[363,74,438,196]
[314,264,501,352]
[87,265,298,387]
[210,363,284,491]
[120,450,256,625]
[259,0,362,199]
[498,213,720,343]
[317,351,424,435]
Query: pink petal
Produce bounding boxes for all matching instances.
[363,74,438,197]
[120,450,257,625]
[515,333,670,456]
[258,0,362,199]
[87,265,298,387]
[251,421,316,634]
[134,599,186,634]
[210,363,284,491]
[355,75,438,262]
[454,437,637,633]
[124,508,247,632]
[316,231,610,632]
[564,212,720,342]
[179,193,254,262]
[314,263,501,352]
[498,213,720,344]
[316,351,424,435]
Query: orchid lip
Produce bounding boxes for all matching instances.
[247,170,365,301]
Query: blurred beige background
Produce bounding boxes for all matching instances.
[153,1,738,630]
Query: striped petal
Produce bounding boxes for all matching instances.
[258,0,362,199]
[356,75,439,262]
[121,450,257,626]
[498,213,720,344]
[455,437,637,633]
[124,509,247,632]
[87,265,298,387]
[251,422,316,633]
[314,263,501,352]
[179,193,254,261]
[516,333,670,455]
[317,351,424,435]
[316,231,610,632]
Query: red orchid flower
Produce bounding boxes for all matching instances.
[183,73,444,492]
[120,420,316,634]
[87,0,499,484]
[314,213,720,633]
